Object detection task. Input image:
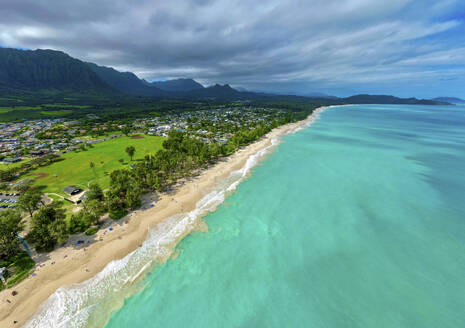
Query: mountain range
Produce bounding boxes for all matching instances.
[432,97,465,104]
[0,47,451,105]
[145,78,204,92]
[0,48,113,94]
[0,48,236,99]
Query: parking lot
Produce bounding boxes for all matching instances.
[0,192,20,209]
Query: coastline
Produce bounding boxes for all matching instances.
[0,106,330,328]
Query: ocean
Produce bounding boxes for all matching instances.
[29,104,465,328]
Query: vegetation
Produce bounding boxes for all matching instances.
[0,251,35,290]
[0,99,320,290]
[40,110,73,116]
[23,136,164,195]
[68,208,98,234]
[86,182,104,201]
[0,210,24,258]
[0,48,114,95]
[27,203,68,252]
[85,227,99,236]
[0,210,34,291]
[19,188,44,217]
[103,120,291,216]
[0,154,62,182]
[125,146,135,161]
[121,125,131,136]
[0,45,451,291]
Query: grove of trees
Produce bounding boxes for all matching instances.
[0,105,318,288]
[0,210,24,258]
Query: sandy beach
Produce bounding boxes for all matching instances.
[0,106,328,327]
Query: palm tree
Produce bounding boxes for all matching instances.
[90,161,96,175]
[125,146,135,161]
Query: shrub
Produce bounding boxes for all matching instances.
[6,267,34,288]
[1,251,35,289]
[109,209,127,220]
[27,204,68,251]
[85,227,99,236]
[68,212,90,233]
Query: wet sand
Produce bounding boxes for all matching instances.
[0,106,328,327]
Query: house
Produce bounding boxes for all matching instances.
[63,186,82,196]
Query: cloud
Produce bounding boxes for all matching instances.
[0,0,464,97]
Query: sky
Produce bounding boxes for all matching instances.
[1,0,465,98]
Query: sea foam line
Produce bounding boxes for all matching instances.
[25,108,326,328]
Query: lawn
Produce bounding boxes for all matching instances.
[0,158,33,169]
[0,104,90,121]
[0,97,22,102]
[27,135,165,195]
[43,104,91,109]
[0,106,41,112]
[40,110,73,116]
[77,132,122,141]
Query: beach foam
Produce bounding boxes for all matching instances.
[24,109,325,328]
[103,103,465,328]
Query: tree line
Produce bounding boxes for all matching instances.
[0,154,62,182]
[0,106,316,284]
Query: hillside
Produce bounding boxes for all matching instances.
[181,84,243,99]
[0,48,452,105]
[148,78,204,92]
[0,48,114,94]
[342,94,448,105]
[432,97,465,104]
[86,62,166,97]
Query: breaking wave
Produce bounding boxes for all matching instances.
[25,109,325,328]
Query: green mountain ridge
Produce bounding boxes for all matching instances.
[85,62,166,97]
[147,78,204,92]
[0,48,115,94]
[0,47,450,106]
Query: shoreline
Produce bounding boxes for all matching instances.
[0,106,330,327]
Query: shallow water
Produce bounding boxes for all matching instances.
[105,104,465,328]
[102,104,465,328]
[33,104,465,328]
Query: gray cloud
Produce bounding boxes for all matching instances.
[0,0,464,97]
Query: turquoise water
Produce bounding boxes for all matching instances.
[104,104,465,328]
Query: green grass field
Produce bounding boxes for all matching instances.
[43,104,90,109]
[0,106,41,112]
[27,135,164,195]
[0,97,22,102]
[0,104,91,120]
[0,158,33,169]
[40,110,73,116]
[76,132,121,141]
